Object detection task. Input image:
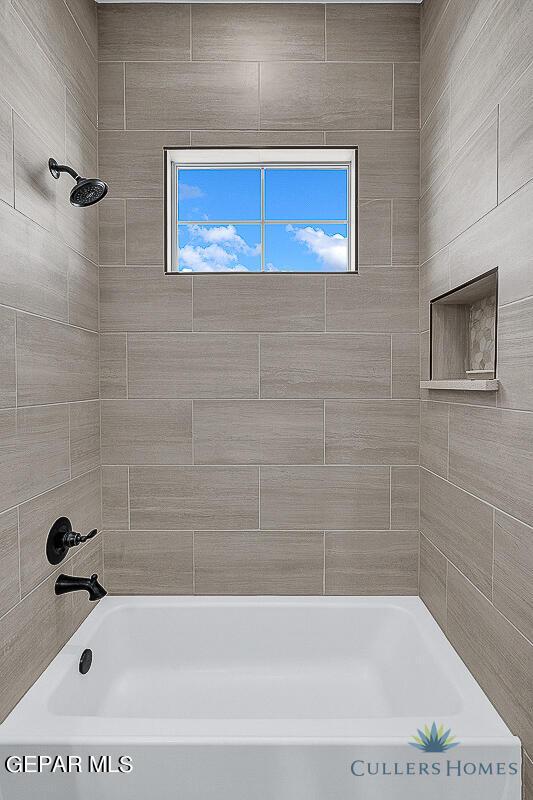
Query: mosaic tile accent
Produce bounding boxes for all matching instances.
[469,293,496,371]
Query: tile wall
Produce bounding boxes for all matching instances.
[96,2,421,597]
[419,0,533,786]
[0,0,102,722]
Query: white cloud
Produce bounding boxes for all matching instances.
[178,183,204,200]
[188,224,261,255]
[178,225,259,272]
[286,225,347,271]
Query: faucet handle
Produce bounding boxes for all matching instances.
[64,528,98,547]
[46,517,98,566]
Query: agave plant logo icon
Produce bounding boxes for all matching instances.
[409,722,459,753]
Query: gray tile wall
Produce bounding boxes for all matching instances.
[419,0,533,786]
[97,2,420,598]
[0,0,101,723]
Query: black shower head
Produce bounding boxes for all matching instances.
[48,158,108,207]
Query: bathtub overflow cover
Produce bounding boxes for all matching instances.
[79,649,93,675]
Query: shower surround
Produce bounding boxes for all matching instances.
[97,2,421,597]
[0,2,532,794]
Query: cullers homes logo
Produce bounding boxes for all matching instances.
[350,722,519,778]
[409,722,459,753]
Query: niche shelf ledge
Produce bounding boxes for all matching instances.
[420,379,500,391]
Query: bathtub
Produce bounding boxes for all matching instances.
[0,596,521,799]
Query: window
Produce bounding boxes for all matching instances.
[165,148,358,274]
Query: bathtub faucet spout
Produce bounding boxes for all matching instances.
[55,573,107,601]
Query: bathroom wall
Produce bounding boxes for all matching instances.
[97,3,421,596]
[418,0,533,783]
[0,0,101,721]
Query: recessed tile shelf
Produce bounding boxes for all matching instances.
[426,269,499,391]
[420,379,499,391]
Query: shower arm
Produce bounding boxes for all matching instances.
[48,158,80,181]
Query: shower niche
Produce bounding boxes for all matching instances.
[421,269,499,391]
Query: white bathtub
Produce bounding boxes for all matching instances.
[0,596,521,799]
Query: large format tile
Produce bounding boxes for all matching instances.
[13,0,97,123]
[0,568,73,722]
[125,199,164,265]
[447,564,533,754]
[99,199,125,265]
[18,469,101,597]
[194,400,324,465]
[392,199,419,266]
[449,405,533,528]
[193,274,324,332]
[420,110,498,262]
[359,200,391,266]
[419,249,450,332]
[0,202,68,322]
[102,466,129,531]
[16,314,98,405]
[100,267,192,332]
[325,400,419,465]
[420,468,493,598]
[449,180,533,307]
[126,62,259,130]
[191,130,326,147]
[261,63,392,131]
[525,753,533,800]
[326,132,420,198]
[98,3,190,61]
[0,96,13,205]
[195,531,324,595]
[420,0,500,123]
[260,466,390,530]
[101,400,192,465]
[391,466,419,530]
[393,63,420,131]
[420,87,450,195]
[0,6,65,152]
[0,308,16,409]
[66,0,98,56]
[494,511,533,644]
[420,401,448,478]
[68,251,98,332]
[450,0,533,154]
[100,334,127,400]
[499,61,533,202]
[0,406,70,513]
[260,334,390,399]
[498,297,533,411]
[99,131,189,198]
[326,4,419,62]
[104,531,193,595]
[419,533,447,630]
[0,509,20,618]
[69,401,100,478]
[192,4,324,61]
[326,269,418,333]
[391,334,420,399]
[128,333,258,399]
[129,466,259,530]
[98,62,124,130]
[420,0,449,52]
[325,531,418,595]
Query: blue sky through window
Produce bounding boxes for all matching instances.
[176,165,349,272]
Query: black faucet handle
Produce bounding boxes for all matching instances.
[46,518,99,565]
[69,528,98,546]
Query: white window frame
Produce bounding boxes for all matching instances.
[164,147,358,274]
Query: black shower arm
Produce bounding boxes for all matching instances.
[48,158,80,181]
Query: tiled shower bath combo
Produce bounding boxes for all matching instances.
[0,0,531,798]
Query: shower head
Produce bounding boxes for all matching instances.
[48,158,108,207]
